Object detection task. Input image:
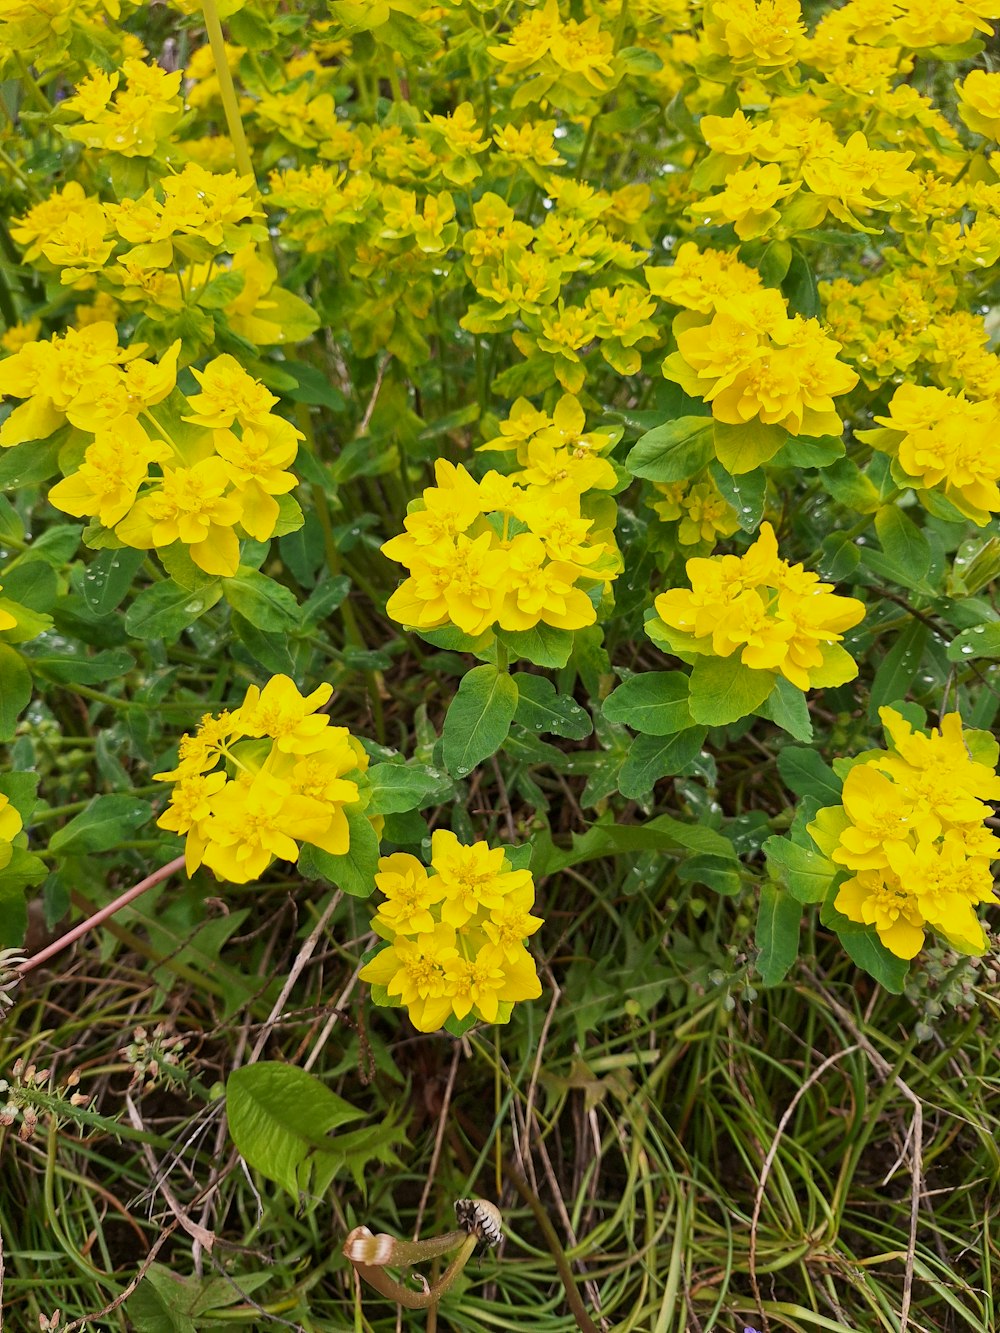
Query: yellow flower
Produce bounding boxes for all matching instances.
[49,417,170,528]
[0,792,23,842]
[444,944,541,1023]
[957,70,1000,140]
[236,675,334,754]
[652,522,864,691]
[835,869,926,961]
[183,355,278,429]
[693,163,800,240]
[372,853,447,938]
[360,926,460,1033]
[115,457,244,577]
[214,418,301,541]
[430,830,532,929]
[200,773,334,883]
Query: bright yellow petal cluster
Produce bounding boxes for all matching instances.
[487,0,620,113]
[155,675,371,883]
[12,336,306,577]
[859,383,1000,526]
[60,56,183,159]
[652,522,865,690]
[382,460,620,638]
[482,393,622,494]
[808,708,1000,960]
[651,476,740,545]
[663,291,859,439]
[359,832,542,1032]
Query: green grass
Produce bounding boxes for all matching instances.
[2,880,998,1332]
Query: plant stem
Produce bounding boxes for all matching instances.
[201,0,255,182]
[18,855,186,977]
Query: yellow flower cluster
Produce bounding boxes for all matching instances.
[481,393,621,493]
[809,708,1000,960]
[59,56,183,159]
[156,675,371,884]
[359,833,542,1033]
[652,522,865,691]
[662,288,859,440]
[651,476,739,545]
[382,460,620,639]
[488,0,621,113]
[0,326,301,576]
[0,0,138,76]
[859,383,1000,526]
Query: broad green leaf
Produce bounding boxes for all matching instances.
[875,506,931,589]
[946,621,1000,663]
[0,872,28,947]
[602,671,691,735]
[839,929,910,993]
[0,435,63,490]
[755,882,800,986]
[776,747,841,805]
[24,642,135,685]
[758,676,812,741]
[513,672,592,739]
[763,836,835,904]
[688,654,775,726]
[870,620,928,717]
[298,808,380,897]
[81,548,146,617]
[224,568,300,632]
[713,420,788,474]
[226,1061,365,1200]
[367,762,448,814]
[617,727,707,799]
[442,664,519,777]
[0,643,32,741]
[531,811,736,878]
[625,417,714,482]
[709,462,765,531]
[125,580,223,640]
[497,623,574,668]
[49,795,152,854]
[676,853,741,896]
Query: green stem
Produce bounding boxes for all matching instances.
[201,0,255,182]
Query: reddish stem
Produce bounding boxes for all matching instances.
[17,855,187,976]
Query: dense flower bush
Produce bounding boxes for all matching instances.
[2,0,1000,1037]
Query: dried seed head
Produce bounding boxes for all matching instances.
[454,1198,503,1247]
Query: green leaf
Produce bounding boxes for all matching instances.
[48,795,152,854]
[442,664,519,777]
[839,929,909,993]
[755,882,800,986]
[763,836,835,904]
[757,676,812,741]
[947,620,1000,663]
[713,420,788,474]
[298,808,380,897]
[617,727,707,799]
[688,655,775,726]
[875,506,931,589]
[81,548,146,617]
[25,642,135,685]
[0,643,32,741]
[676,853,741,896]
[0,866,31,946]
[497,623,574,668]
[776,747,841,805]
[284,362,348,411]
[708,462,765,531]
[125,580,223,640]
[602,671,692,735]
[513,673,592,739]
[625,417,714,482]
[531,811,736,878]
[226,1061,366,1200]
[367,762,448,815]
[0,435,63,489]
[224,568,300,632]
[870,620,928,717]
